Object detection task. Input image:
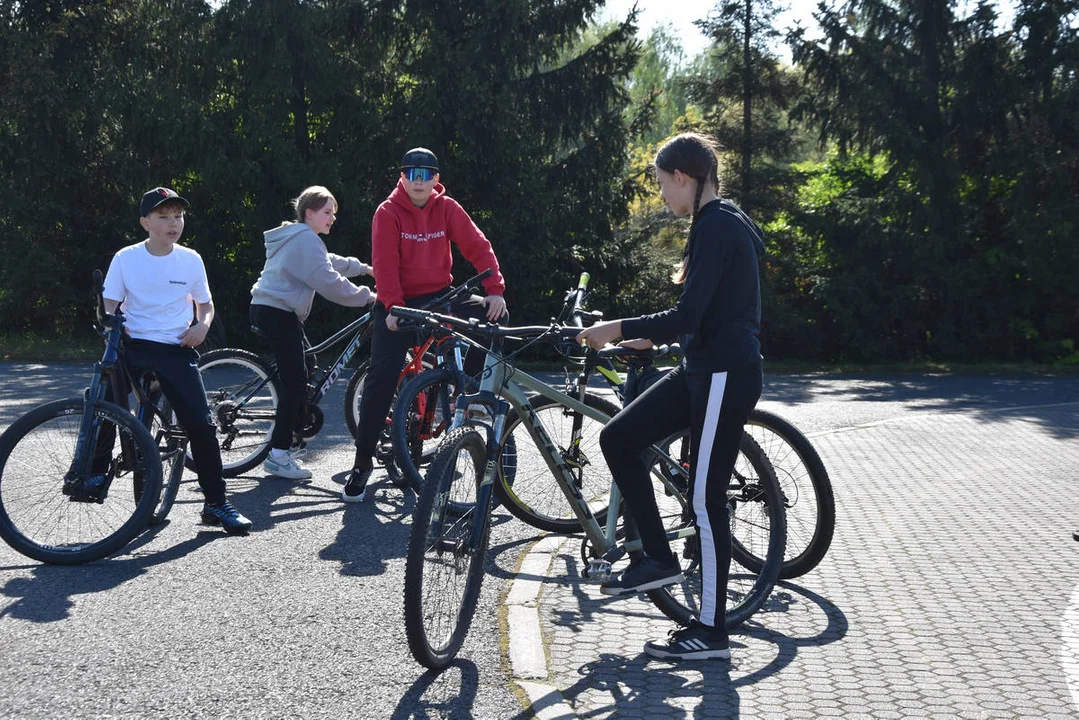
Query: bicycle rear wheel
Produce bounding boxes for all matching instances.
[0,398,162,564]
[746,409,834,578]
[403,425,490,669]
[391,367,462,492]
[493,392,617,533]
[197,349,279,476]
[343,361,372,440]
[648,434,785,629]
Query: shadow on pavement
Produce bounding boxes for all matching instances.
[540,580,847,718]
[542,654,738,719]
[390,658,480,719]
[319,469,416,578]
[765,374,1079,439]
[0,524,220,623]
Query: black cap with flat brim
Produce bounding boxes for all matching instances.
[140,187,189,217]
[400,147,439,171]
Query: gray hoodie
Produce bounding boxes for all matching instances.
[250,222,374,321]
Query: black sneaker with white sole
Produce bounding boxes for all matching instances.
[599,556,684,596]
[644,622,731,660]
[341,463,373,503]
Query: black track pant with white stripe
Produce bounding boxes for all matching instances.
[600,361,762,629]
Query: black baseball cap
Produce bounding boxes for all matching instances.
[400,147,439,171]
[139,187,189,217]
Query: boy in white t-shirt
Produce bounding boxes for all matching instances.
[101,187,252,534]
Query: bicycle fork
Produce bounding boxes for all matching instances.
[64,366,116,503]
[428,407,508,563]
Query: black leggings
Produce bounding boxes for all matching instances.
[599,361,762,629]
[353,291,504,459]
[250,304,308,451]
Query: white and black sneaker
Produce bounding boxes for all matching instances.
[340,463,373,503]
[644,622,731,660]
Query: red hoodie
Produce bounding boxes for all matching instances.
[371,179,506,309]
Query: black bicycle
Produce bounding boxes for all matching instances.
[0,272,187,564]
[196,270,493,479]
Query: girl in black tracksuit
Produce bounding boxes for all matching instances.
[576,132,765,661]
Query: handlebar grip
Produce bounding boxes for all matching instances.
[597,344,671,360]
[478,268,493,282]
[92,270,106,322]
[390,306,434,323]
[577,272,590,290]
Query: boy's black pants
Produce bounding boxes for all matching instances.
[95,339,227,505]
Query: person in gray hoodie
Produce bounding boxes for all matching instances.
[250,185,376,479]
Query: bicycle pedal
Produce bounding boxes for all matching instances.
[582,558,612,583]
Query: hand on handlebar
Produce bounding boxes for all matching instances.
[618,338,654,351]
[576,319,622,350]
[386,313,400,331]
[482,295,507,322]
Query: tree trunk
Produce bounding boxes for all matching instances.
[742,0,753,210]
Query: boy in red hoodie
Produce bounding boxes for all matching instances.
[343,147,507,502]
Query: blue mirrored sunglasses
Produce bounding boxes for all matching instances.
[404,167,436,183]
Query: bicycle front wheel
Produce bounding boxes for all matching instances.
[0,398,162,564]
[197,349,279,476]
[746,409,835,578]
[494,391,618,533]
[648,434,785,629]
[403,425,490,669]
[143,395,186,525]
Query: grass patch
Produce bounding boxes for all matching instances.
[0,333,101,362]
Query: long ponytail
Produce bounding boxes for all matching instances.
[653,133,722,284]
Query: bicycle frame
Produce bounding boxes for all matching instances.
[70,273,174,494]
[305,311,373,405]
[236,271,489,418]
[308,268,490,408]
[69,313,127,480]
[457,343,693,564]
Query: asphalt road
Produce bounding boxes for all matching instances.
[0,361,1076,718]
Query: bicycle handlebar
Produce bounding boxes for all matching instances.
[420,268,494,311]
[92,269,123,331]
[390,306,580,343]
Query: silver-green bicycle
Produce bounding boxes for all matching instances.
[393,305,786,670]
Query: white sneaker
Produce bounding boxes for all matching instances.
[263,452,313,480]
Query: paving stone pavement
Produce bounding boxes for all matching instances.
[507,399,1079,718]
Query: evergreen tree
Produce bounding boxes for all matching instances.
[0,0,215,334]
[683,0,800,214]
[375,0,641,322]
